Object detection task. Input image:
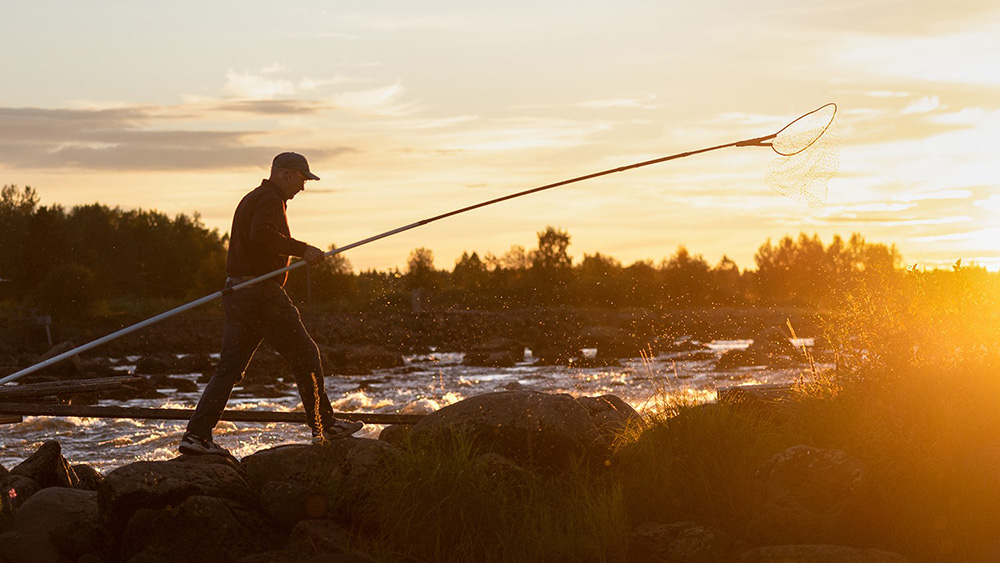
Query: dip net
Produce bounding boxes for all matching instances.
[763,103,840,207]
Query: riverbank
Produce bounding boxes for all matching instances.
[2,389,925,563]
[1,306,824,368]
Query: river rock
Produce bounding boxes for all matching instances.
[237,550,378,563]
[407,390,608,472]
[322,344,404,375]
[71,464,104,492]
[8,487,107,562]
[582,325,649,360]
[10,441,80,490]
[11,487,97,537]
[463,338,524,367]
[241,439,384,491]
[1,475,40,520]
[0,530,65,563]
[286,519,351,556]
[747,445,875,545]
[736,544,911,563]
[576,394,641,441]
[717,327,801,369]
[629,521,740,563]
[258,481,328,530]
[120,495,271,563]
[98,460,255,535]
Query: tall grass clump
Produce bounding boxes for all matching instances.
[357,431,628,563]
[615,398,799,536]
[799,265,1000,561]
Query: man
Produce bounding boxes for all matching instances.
[179,152,362,456]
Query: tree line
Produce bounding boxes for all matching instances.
[0,184,953,318]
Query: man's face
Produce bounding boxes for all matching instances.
[278,168,308,199]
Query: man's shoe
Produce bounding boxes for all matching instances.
[312,419,364,443]
[178,433,231,457]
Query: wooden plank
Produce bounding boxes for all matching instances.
[0,403,424,425]
[0,376,145,401]
[0,415,23,424]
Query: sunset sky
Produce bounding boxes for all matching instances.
[3,1,999,273]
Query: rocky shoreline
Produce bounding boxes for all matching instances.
[1,390,910,563]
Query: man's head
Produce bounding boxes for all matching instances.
[269,152,320,199]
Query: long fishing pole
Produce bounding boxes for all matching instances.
[0,103,836,385]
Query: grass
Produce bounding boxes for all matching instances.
[350,432,628,563]
[320,267,1000,562]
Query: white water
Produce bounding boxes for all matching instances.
[0,340,812,472]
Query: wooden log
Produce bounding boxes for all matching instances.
[0,403,424,425]
[0,376,145,401]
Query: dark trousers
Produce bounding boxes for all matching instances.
[186,279,336,439]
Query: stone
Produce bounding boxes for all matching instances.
[11,488,97,537]
[1,475,41,518]
[322,345,403,375]
[71,464,104,492]
[629,521,740,563]
[747,445,876,546]
[98,460,255,535]
[576,394,642,443]
[463,338,525,367]
[407,390,607,472]
[286,519,351,555]
[736,544,911,563]
[258,481,328,529]
[10,441,80,489]
[10,487,108,562]
[0,530,66,563]
[120,495,271,563]
[377,424,411,447]
[717,327,801,369]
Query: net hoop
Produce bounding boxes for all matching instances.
[770,102,837,156]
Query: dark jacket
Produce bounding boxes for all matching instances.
[225,180,309,285]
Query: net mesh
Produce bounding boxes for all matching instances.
[771,103,836,156]
[765,122,840,207]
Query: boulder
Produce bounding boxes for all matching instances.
[286,519,351,556]
[1,475,41,519]
[10,441,80,489]
[236,550,378,563]
[747,445,876,546]
[71,464,104,492]
[629,521,740,563]
[576,395,641,443]
[120,495,271,563]
[377,424,411,447]
[736,544,911,563]
[322,344,403,375]
[9,487,108,562]
[134,354,173,375]
[258,481,328,530]
[240,443,347,492]
[717,327,801,369]
[0,530,66,563]
[581,325,649,360]
[98,460,255,535]
[463,338,525,367]
[407,390,609,472]
[11,487,97,538]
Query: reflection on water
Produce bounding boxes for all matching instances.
[0,340,811,471]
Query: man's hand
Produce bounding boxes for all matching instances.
[303,245,327,265]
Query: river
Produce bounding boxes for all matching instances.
[0,340,812,472]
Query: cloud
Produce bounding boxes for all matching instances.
[0,105,353,171]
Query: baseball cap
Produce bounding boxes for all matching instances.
[272,152,320,180]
